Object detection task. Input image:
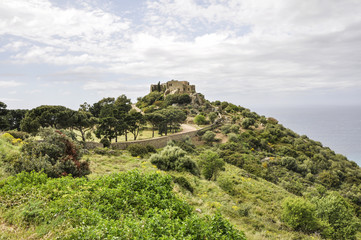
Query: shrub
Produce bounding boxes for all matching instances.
[281,156,298,171]
[199,151,225,181]
[202,131,216,144]
[145,144,156,153]
[316,192,360,240]
[229,124,240,134]
[282,197,320,233]
[227,133,239,143]
[100,137,111,148]
[173,176,194,193]
[168,137,196,153]
[0,171,246,239]
[5,128,90,178]
[127,144,148,157]
[218,176,236,196]
[5,130,29,140]
[241,118,255,129]
[194,114,207,125]
[150,146,199,176]
[208,112,217,124]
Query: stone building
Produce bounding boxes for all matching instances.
[150,80,196,95]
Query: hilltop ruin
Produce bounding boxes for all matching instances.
[150,80,196,95]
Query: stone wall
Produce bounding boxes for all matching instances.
[111,129,199,150]
[84,124,218,150]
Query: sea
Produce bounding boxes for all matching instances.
[253,105,361,166]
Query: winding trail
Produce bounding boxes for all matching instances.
[180,124,197,133]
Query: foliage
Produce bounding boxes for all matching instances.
[71,110,97,142]
[208,112,217,124]
[315,192,360,240]
[150,146,199,176]
[5,130,29,140]
[0,171,245,239]
[165,93,192,106]
[241,117,255,129]
[282,197,320,233]
[199,151,225,181]
[194,114,207,125]
[4,128,90,178]
[173,176,194,193]
[100,137,111,148]
[202,130,216,144]
[127,144,149,157]
[168,137,196,153]
[20,105,75,134]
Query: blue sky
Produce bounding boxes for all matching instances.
[1,0,361,110]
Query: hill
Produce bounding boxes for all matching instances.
[1,89,361,239]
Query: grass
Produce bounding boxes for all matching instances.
[84,149,322,240]
[0,133,323,240]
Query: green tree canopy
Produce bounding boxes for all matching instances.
[20,105,75,133]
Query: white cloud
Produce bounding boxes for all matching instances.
[1,0,361,106]
[0,80,23,87]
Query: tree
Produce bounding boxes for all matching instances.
[199,151,225,180]
[20,105,75,134]
[157,107,186,135]
[0,101,9,130]
[89,97,115,118]
[145,112,166,137]
[5,109,28,130]
[126,110,145,140]
[72,110,98,142]
[95,95,132,142]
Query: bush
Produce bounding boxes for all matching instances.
[194,114,207,125]
[227,133,239,143]
[315,192,360,240]
[145,145,156,153]
[0,171,246,239]
[168,137,196,153]
[202,131,216,144]
[208,112,217,124]
[199,151,225,181]
[100,137,111,148]
[241,118,255,129]
[4,128,90,178]
[173,176,194,193]
[218,176,236,196]
[5,130,29,140]
[127,144,148,157]
[282,197,320,233]
[150,146,199,176]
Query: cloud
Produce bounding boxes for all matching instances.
[0,80,23,87]
[1,0,361,106]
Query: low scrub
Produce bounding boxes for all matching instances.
[0,171,245,239]
[150,145,199,176]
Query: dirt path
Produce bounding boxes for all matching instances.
[131,104,143,114]
[180,124,197,133]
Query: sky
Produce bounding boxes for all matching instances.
[1,0,361,110]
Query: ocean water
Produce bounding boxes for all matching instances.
[253,105,361,166]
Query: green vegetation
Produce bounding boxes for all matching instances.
[150,145,199,176]
[2,128,90,178]
[1,92,361,240]
[0,171,245,239]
